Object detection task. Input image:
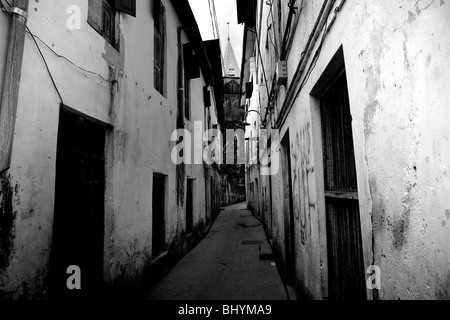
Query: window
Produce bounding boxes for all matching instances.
[184,76,191,120]
[203,86,211,108]
[88,0,136,47]
[154,0,166,95]
[152,173,167,257]
[183,43,200,120]
[225,80,240,95]
[320,69,366,300]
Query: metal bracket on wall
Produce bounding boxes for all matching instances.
[4,6,28,20]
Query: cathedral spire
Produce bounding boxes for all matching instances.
[223,31,240,78]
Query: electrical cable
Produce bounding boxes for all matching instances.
[268,1,279,52]
[211,0,220,40]
[28,31,112,83]
[3,0,63,103]
[210,0,225,73]
[264,0,285,126]
[284,0,304,57]
[0,0,11,17]
[265,0,279,59]
[2,0,115,106]
[207,0,216,39]
[27,24,64,104]
[250,24,272,128]
[250,13,271,101]
[293,0,337,102]
[280,0,296,60]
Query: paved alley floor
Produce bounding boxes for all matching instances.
[146,202,288,300]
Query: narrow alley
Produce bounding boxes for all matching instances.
[146,203,287,300]
[1,0,450,302]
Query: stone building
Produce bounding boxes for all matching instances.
[239,0,450,300]
[0,0,224,298]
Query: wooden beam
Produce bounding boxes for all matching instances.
[0,0,29,173]
[325,191,359,200]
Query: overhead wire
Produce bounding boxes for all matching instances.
[263,0,284,127]
[0,0,11,17]
[209,0,225,74]
[268,0,279,53]
[2,0,63,104]
[265,0,279,59]
[26,25,64,104]
[293,0,337,102]
[28,32,112,83]
[247,0,276,129]
[207,0,216,39]
[211,0,220,41]
[2,0,116,106]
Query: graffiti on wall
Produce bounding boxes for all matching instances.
[292,122,314,245]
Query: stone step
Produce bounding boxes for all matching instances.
[259,243,273,260]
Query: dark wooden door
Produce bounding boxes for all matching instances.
[321,71,366,300]
[152,174,166,257]
[49,110,106,299]
[186,179,194,234]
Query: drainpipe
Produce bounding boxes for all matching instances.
[0,0,30,174]
[176,27,184,129]
[175,27,186,208]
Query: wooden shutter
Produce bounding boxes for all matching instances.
[88,0,103,34]
[102,2,115,44]
[154,27,164,93]
[154,1,164,94]
[236,0,256,27]
[153,0,161,23]
[203,86,211,108]
[114,0,136,17]
[183,43,200,80]
[245,82,253,99]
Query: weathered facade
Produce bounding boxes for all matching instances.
[240,0,450,300]
[0,0,224,299]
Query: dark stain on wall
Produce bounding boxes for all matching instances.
[176,163,185,207]
[393,184,413,250]
[368,177,381,301]
[0,172,16,270]
[369,177,386,233]
[436,272,450,299]
[393,213,409,250]
[107,221,207,299]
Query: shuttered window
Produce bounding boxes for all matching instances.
[102,1,115,45]
[183,43,200,80]
[184,76,191,120]
[114,0,136,17]
[88,0,136,47]
[182,43,197,120]
[87,0,103,35]
[154,0,166,95]
[203,86,211,108]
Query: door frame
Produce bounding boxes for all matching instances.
[50,104,112,298]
